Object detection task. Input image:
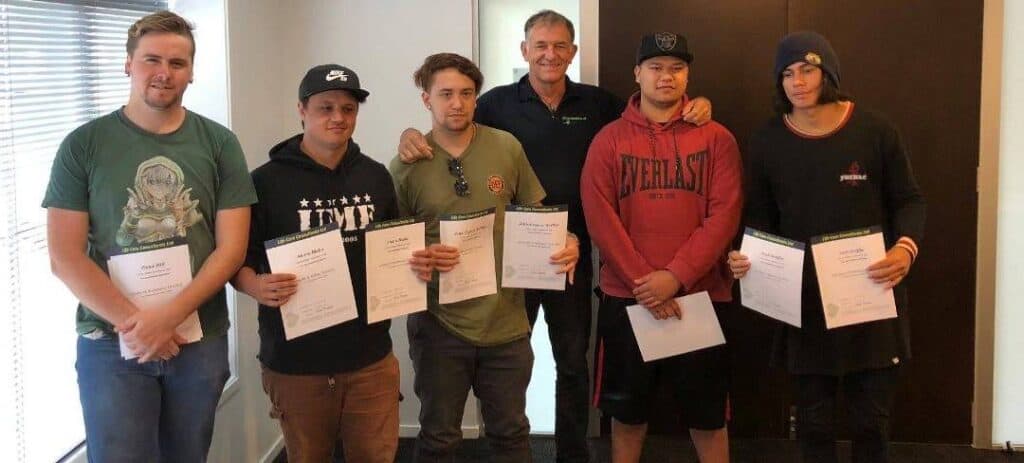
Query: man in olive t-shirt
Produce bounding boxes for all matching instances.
[41,11,255,462]
[390,52,579,463]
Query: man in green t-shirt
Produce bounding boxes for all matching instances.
[390,53,579,462]
[41,11,256,462]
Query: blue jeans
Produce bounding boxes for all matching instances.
[76,334,230,463]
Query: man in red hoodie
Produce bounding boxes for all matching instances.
[580,32,742,463]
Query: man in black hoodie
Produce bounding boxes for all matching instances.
[232,64,432,463]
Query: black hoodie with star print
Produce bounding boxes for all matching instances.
[245,133,400,374]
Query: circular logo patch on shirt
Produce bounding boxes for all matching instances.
[487,175,506,196]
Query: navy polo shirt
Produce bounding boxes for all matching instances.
[475,75,624,257]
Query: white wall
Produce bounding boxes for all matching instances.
[991,0,1024,447]
[975,0,1024,450]
[208,0,291,461]
[974,0,1002,449]
[180,0,230,126]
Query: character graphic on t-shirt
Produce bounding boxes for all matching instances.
[116,156,203,246]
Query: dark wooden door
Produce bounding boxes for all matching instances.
[598,0,980,443]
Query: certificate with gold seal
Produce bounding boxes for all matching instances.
[811,227,897,329]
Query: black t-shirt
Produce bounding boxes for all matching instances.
[744,105,926,375]
[475,75,624,257]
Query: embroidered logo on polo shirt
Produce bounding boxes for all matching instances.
[839,161,868,186]
[487,175,506,196]
[561,115,588,126]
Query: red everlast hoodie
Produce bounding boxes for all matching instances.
[581,93,743,302]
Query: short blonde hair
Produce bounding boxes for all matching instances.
[126,10,195,58]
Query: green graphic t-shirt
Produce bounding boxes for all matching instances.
[42,108,257,336]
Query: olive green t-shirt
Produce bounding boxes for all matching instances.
[42,108,257,337]
[389,124,545,346]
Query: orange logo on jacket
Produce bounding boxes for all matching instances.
[487,175,506,196]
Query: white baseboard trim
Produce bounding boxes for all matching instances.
[61,445,87,463]
[259,434,285,463]
[399,424,481,439]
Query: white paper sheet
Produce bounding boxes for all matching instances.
[365,218,427,323]
[810,227,897,329]
[265,223,358,340]
[107,241,202,359]
[626,291,726,362]
[739,227,805,327]
[501,205,568,290]
[438,209,498,304]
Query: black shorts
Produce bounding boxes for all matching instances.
[592,294,730,430]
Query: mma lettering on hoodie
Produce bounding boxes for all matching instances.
[297,195,375,234]
[619,150,707,199]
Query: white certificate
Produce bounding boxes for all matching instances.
[501,205,568,290]
[438,209,498,304]
[365,218,427,324]
[265,223,358,340]
[107,240,202,359]
[626,291,726,362]
[739,227,805,327]
[810,227,897,329]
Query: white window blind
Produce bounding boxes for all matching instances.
[0,1,166,461]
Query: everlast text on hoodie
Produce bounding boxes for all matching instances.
[245,134,401,375]
[581,93,743,302]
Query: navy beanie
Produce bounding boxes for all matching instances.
[774,31,840,87]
